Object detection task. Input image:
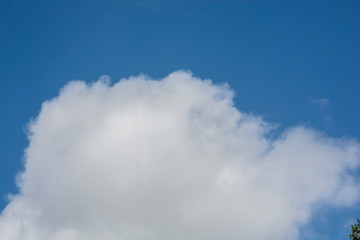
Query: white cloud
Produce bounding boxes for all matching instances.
[313,98,330,108]
[0,71,359,240]
[312,98,332,122]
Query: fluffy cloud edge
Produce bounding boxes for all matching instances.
[0,70,359,240]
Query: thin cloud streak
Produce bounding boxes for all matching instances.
[313,98,330,109]
[312,97,332,122]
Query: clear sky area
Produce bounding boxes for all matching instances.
[0,1,359,239]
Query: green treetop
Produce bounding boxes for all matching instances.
[349,219,360,240]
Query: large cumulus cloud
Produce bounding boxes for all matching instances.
[0,71,359,240]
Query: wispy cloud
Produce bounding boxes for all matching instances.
[312,97,333,122]
[0,71,359,240]
[312,98,330,109]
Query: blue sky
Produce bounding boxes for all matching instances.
[0,0,359,239]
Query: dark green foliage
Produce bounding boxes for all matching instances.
[349,219,360,240]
